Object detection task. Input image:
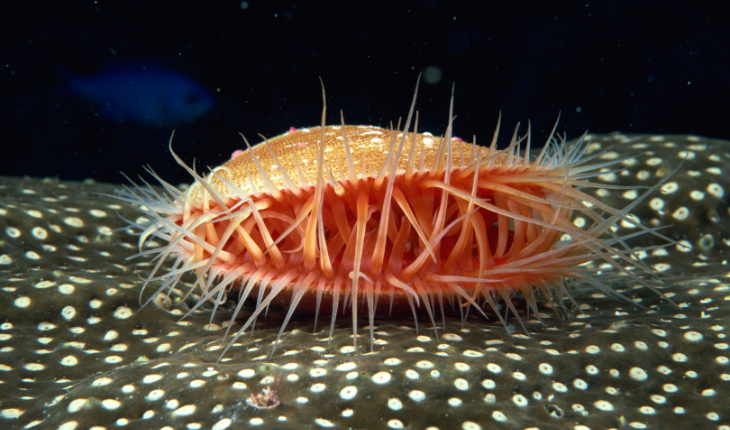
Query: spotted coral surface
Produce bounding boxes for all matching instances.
[1,133,729,430]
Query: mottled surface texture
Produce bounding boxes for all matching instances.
[1,132,729,430]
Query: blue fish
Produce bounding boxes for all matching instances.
[61,62,214,127]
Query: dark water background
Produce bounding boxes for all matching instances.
[3,1,729,185]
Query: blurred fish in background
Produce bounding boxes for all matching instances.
[58,60,214,127]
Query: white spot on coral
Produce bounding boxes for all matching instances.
[101,399,121,410]
[238,369,255,378]
[650,394,666,404]
[599,172,618,182]
[67,399,87,413]
[454,362,471,372]
[340,386,357,400]
[387,419,404,429]
[492,411,507,422]
[146,390,165,401]
[24,363,44,371]
[58,284,75,295]
[611,343,625,352]
[416,360,434,369]
[63,217,84,227]
[60,356,78,366]
[212,418,232,430]
[595,400,614,411]
[689,190,705,200]
[0,409,24,419]
[512,394,528,407]
[143,374,163,384]
[663,384,678,393]
[114,307,133,319]
[573,379,588,390]
[372,372,392,384]
[672,353,688,362]
[538,363,553,375]
[409,390,426,402]
[622,190,638,199]
[676,240,693,252]
[61,306,76,321]
[336,362,357,371]
[89,209,107,217]
[630,367,648,380]
[660,182,678,193]
[32,227,48,239]
[671,207,689,221]
[310,383,326,393]
[677,150,696,160]
[552,382,568,392]
[707,183,724,198]
[309,368,327,377]
[684,331,703,341]
[6,227,21,238]
[653,263,671,272]
[454,378,469,390]
[14,297,30,308]
[448,398,463,407]
[585,345,601,354]
[387,398,402,410]
[646,157,663,166]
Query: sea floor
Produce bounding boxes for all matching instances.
[1,133,729,430]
